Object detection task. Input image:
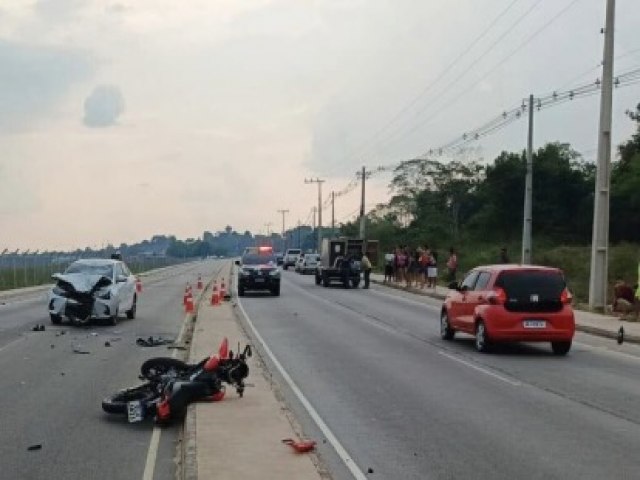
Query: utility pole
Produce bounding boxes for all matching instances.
[331,191,335,236]
[277,209,289,252]
[521,94,534,265]
[356,166,370,240]
[589,0,616,311]
[297,220,301,249]
[304,178,325,252]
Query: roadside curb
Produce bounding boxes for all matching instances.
[576,324,640,344]
[180,262,232,480]
[370,278,640,346]
[370,278,446,301]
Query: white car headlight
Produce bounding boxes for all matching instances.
[269,269,281,277]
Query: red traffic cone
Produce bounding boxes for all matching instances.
[211,290,220,306]
[197,275,203,290]
[135,277,143,293]
[183,286,191,306]
[185,296,194,313]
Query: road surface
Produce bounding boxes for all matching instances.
[0,260,221,480]
[238,269,640,480]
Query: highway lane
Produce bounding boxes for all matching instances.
[238,270,640,480]
[0,260,221,480]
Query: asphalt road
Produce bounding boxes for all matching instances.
[0,260,222,480]
[238,270,640,480]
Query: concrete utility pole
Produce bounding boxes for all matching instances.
[277,209,289,252]
[304,178,325,252]
[331,191,335,236]
[521,94,534,265]
[589,0,616,311]
[357,166,370,240]
[297,220,301,249]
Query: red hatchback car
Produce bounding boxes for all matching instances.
[441,265,575,355]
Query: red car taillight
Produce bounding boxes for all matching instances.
[560,288,573,304]
[488,287,507,305]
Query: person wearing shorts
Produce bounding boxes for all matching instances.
[383,253,395,283]
[427,251,438,288]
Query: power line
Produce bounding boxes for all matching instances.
[365,65,640,169]
[342,0,547,165]
[321,0,525,176]
[372,0,585,156]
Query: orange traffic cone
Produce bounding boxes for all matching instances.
[197,275,203,290]
[183,285,192,305]
[220,277,226,297]
[210,290,221,306]
[135,277,143,293]
[185,296,194,313]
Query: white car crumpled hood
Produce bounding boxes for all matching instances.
[52,273,112,293]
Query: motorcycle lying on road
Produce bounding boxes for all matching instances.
[102,338,251,423]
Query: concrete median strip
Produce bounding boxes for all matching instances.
[181,266,323,480]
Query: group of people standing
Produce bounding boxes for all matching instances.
[383,246,458,289]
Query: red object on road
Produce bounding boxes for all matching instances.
[442,265,575,355]
[135,277,143,293]
[197,275,203,290]
[185,296,194,313]
[282,438,316,453]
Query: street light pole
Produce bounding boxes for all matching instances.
[589,0,616,310]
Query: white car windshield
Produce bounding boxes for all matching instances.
[65,263,114,278]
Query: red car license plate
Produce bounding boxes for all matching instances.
[523,320,546,329]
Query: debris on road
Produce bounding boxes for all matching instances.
[104,341,111,347]
[367,467,374,474]
[136,336,174,347]
[72,345,90,354]
[27,444,42,451]
[55,330,67,337]
[31,324,45,332]
[281,438,316,453]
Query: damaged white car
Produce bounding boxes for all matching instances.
[48,259,137,326]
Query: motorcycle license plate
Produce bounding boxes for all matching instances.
[127,400,145,423]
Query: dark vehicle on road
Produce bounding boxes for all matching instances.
[235,246,281,296]
[315,238,378,288]
[441,265,576,355]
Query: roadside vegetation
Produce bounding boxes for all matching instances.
[341,103,640,303]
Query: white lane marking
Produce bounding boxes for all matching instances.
[141,313,190,480]
[438,351,521,386]
[236,297,368,480]
[142,428,162,480]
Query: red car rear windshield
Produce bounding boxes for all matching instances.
[495,270,566,313]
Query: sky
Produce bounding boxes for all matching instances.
[0,0,638,250]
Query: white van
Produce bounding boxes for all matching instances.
[283,249,302,270]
